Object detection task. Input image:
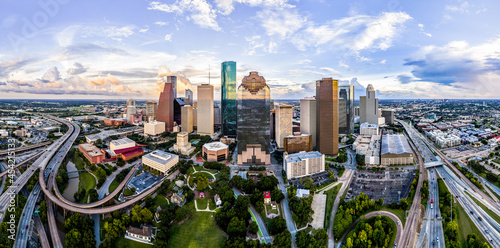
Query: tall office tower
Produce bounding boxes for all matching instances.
[359,84,385,125]
[146,101,157,119]
[181,105,193,133]
[174,98,186,126]
[300,97,317,147]
[157,82,175,132]
[316,78,339,156]
[214,105,221,127]
[185,89,193,106]
[381,109,395,125]
[270,109,276,141]
[339,85,354,134]
[275,104,293,148]
[158,75,177,98]
[197,84,214,136]
[221,61,237,137]
[126,99,136,124]
[354,106,360,116]
[237,71,271,165]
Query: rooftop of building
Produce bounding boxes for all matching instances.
[111,137,135,146]
[360,122,379,128]
[126,225,152,237]
[203,141,228,151]
[286,151,323,163]
[143,150,178,165]
[79,143,103,157]
[146,121,165,125]
[381,134,412,155]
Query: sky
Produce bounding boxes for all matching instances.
[1,0,500,100]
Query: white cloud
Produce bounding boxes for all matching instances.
[257,9,306,39]
[320,67,340,75]
[164,33,173,41]
[215,0,293,15]
[418,23,432,37]
[148,1,221,31]
[445,1,470,13]
[139,28,149,33]
[155,21,168,26]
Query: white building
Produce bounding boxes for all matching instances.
[426,130,461,148]
[360,122,379,135]
[359,84,385,125]
[0,130,8,137]
[110,137,136,151]
[173,132,195,155]
[142,150,179,175]
[300,97,317,147]
[197,84,214,136]
[144,121,166,136]
[275,104,293,148]
[284,151,325,179]
[353,135,381,165]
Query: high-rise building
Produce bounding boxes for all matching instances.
[157,81,175,132]
[197,84,214,136]
[146,101,157,120]
[181,105,193,133]
[221,61,237,137]
[237,71,271,165]
[381,109,395,125]
[275,104,293,148]
[359,84,385,125]
[339,85,354,134]
[316,78,339,156]
[300,97,317,147]
[126,99,136,124]
[185,89,193,106]
[174,98,186,126]
[214,105,221,127]
[159,75,177,98]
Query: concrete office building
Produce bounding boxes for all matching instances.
[146,101,157,119]
[221,61,237,137]
[300,97,317,147]
[173,132,195,155]
[197,84,214,136]
[353,135,381,165]
[339,85,354,134]
[214,105,221,127]
[237,71,271,165]
[381,109,395,125]
[144,121,165,136]
[110,137,136,151]
[202,142,229,162]
[79,143,105,164]
[360,122,379,135]
[142,150,179,175]
[359,84,385,125]
[157,79,175,132]
[181,105,193,133]
[284,133,313,154]
[380,134,414,166]
[316,78,339,156]
[275,104,293,148]
[126,99,136,124]
[284,151,325,179]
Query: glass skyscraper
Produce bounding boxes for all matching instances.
[237,71,271,165]
[339,85,354,134]
[221,61,237,137]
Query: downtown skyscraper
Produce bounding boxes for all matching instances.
[237,71,271,165]
[157,77,175,132]
[197,84,214,136]
[339,85,354,134]
[221,61,237,137]
[316,78,339,156]
[360,84,385,125]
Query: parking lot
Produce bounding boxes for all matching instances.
[288,171,331,188]
[346,170,415,204]
[128,170,162,194]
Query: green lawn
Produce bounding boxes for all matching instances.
[115,236,152,248]
[155,194,170,209]
[72,152,86,170]
[455,198,488,247]
[265,203,279,215]
[379,207,406,226]
[168,212,226,248]
[198,171,214,180]
[124,188,133,196]
[324,183,342,229]
[466,191,500,224]
[196,197,209,209]
[194,165,217,174]
[486,184,500,200]
[109,178,120,193]
[78,171,96,203]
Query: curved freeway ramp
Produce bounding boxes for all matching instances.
[0,151,44,178]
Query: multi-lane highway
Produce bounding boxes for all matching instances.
[419,169,445,248]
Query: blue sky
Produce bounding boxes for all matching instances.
[1,0,500,100]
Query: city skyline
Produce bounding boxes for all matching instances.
[1,0,500,100]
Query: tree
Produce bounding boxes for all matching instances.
[296,229,311,248]
[196,173,210,191]
[400,198,409,210]
[88,189,98,202]
[145,195,155,208]
[227,217,246,237]
[249,221,259,234]
[273,230,291,248]
[65,229,82,248]
[271,188,285,203]
[269,217,287,235]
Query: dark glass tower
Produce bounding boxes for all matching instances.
[237,71,271,165]
[339,85,354,134]
[221,61,237,137]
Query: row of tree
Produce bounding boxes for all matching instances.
[344,215,395,248]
